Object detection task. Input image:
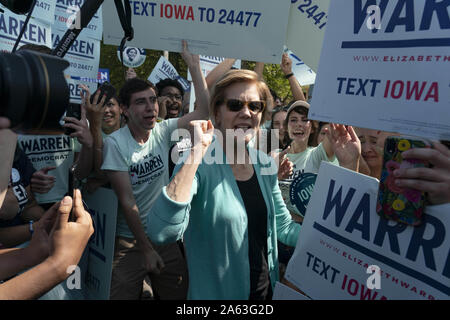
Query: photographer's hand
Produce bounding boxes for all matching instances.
[0,190,93,300]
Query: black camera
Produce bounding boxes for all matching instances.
[0,0,34,14]
[0,50,70,130]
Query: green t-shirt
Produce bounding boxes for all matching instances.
[17,134,81,204]
[101,119,178,238]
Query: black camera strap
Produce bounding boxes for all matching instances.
[11,0,37,53]
[52,0,105,58]
[114,0,134,69]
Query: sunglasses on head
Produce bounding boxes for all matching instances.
[224,99,266,114]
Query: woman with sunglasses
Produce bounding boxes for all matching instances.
[147,69,360,300]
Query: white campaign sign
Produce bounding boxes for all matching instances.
[309,0,450,141]
[285,162,450,300]
[195,56,241,79]
[82,187,118,300]
[33,0,57,25]
[286,0,331,72]
[54,0,103,41]
[284,48,316,86]
[148,56,190,91]
[52,28,101,103]
[103,0,291,63]
[0,7,52,51]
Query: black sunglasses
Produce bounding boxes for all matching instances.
[224,99,266,114]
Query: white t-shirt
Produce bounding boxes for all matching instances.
[17,134,81,204]
[101,119,178,238]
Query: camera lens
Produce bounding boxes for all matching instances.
[0,50,70,130]
[0,0,34,14]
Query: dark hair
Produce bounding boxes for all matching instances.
[119,78,157,107]
[156,78,184,97]
[18,44,52,54]
[284,104,317,147]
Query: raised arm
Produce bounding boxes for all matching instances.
[148,120,213,244]
[254,62,264,80]
[80,85,107,177]
[177,41,210,130]
[166,120,213,202]
[281,53,306,102]
[65,104,94,180]
[206,58,236,89]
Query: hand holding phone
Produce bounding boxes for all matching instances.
[90,82,116,107]
[64,103,81,136]
[377,136,431,226]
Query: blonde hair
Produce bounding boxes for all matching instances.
[209,69,273,125]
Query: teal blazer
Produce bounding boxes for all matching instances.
[147,139,301,300]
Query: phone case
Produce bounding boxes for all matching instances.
[376,136,430,226]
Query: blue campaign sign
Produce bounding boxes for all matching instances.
[98,68,110,84]
[290,173,317,218]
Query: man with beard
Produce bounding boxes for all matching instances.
[156,79,184,119]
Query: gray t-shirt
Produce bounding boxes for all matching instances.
[101,119,178,238]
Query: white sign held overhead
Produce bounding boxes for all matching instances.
[309,0,450,141]
[103,0,291,63]
[148,56,190,91]
[286,0,331,72]
[284,48,316,86]
[285,162,450,300]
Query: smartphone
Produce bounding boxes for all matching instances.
[64,103,81,136]
[90,81,116,106]
[68,166,80,222]
[376,136,431,226]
